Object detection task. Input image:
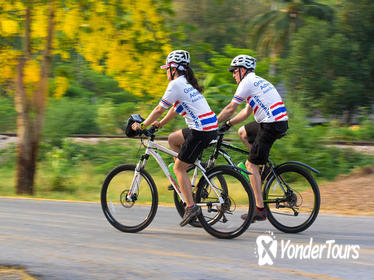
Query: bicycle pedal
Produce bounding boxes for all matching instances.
[167,185,174,191]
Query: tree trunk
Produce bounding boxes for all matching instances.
[15,0,55,195]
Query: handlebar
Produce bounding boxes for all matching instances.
[141,126,158,137]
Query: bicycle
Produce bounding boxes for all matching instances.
[101,126,256,239]
[173,131,321,233]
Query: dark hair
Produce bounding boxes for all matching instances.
[177,66,204,93]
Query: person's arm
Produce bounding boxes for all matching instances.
[132,104,166,130]
[143,105,166,127]
[217,101,240,123]
[160,108,178,127]
[228,103,252,126]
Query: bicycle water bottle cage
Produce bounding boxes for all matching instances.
[124,114,145,137]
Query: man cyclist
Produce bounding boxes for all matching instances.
[217,55,288,221]
[132,50,218,226]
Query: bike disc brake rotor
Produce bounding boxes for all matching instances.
[120,189,137,208]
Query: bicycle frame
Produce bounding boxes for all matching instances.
[215,141,292,194]
[128,138,225,206]
[208,134,320,208]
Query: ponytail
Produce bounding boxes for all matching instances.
[177,66,204,93]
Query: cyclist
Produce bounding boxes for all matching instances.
[217,55,288,222]
[131,50,218,226]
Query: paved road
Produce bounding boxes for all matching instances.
[0,197,373,280]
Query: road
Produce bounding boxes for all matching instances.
[0,197,373,280]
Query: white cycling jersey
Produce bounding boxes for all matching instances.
[232,72,288,123]
[159,75,218,131]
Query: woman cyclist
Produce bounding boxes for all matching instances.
[132,50,218,226]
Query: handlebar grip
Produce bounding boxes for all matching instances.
[142,126,158,137]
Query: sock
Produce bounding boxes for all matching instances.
[256,207,265,211]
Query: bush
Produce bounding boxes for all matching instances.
[43,98,99,146]
[0,97,16,132]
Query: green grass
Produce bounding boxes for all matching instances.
[1,134,373,203]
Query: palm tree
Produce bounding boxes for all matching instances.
[250,0,334,58]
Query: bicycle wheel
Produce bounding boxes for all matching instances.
[264,164,320,233]
[195,165,255,239]
[101,164,158,233]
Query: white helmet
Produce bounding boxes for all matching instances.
[229,55,256,72]
[160,50,190,69]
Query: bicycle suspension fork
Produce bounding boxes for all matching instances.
[127,154,149,202]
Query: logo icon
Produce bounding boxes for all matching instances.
[256,232,277,266]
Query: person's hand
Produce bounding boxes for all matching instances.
[151,121,162,128]
[218,120,232,134]
[131,122,141,131]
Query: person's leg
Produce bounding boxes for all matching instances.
[245,160,264,208]
[168,129,185,153]
[176,129,216,226]
[239,122,263,207]
[174,159,194,207]
[238,126,252,150]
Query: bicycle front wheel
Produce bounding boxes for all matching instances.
[101,164,158,233]
[264,164,320,233]
[195,165,255,239]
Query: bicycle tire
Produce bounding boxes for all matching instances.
[101,164,158,233]
[195,165,255,239]
[263,164,320,233]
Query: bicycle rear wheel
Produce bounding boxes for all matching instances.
[264,164,320,233]
[195,165,255,239]
[101,164,158,233]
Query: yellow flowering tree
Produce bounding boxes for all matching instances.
[0,0,171,194]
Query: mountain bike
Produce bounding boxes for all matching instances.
[173,131,320,233]
[101,127,256,239]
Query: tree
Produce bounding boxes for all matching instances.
[250,0,334,58]
[0,0,172,194]
[168,0,270,63]
[282,1,374,123]
[11,0,55,194]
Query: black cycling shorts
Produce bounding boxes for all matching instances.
[244,121,288,165]
[178,128,217,164]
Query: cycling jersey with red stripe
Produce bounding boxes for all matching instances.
[159,75,218,131]
[232,72,288,123]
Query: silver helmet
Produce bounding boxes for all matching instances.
[229,55,256,72]
[160,50,190,69]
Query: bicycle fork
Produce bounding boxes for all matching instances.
[127,155,149,202]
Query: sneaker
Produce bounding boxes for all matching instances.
[180,205,201,227]
[241,207,267,222]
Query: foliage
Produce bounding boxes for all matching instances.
[249,0,334,57]
[168,0,271,63]
[0,0,172,99]
[268,99,374,179]
[281,0,374,123]
[42,98,99,146]
[0,97,16,132]
[324,119,374,141]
